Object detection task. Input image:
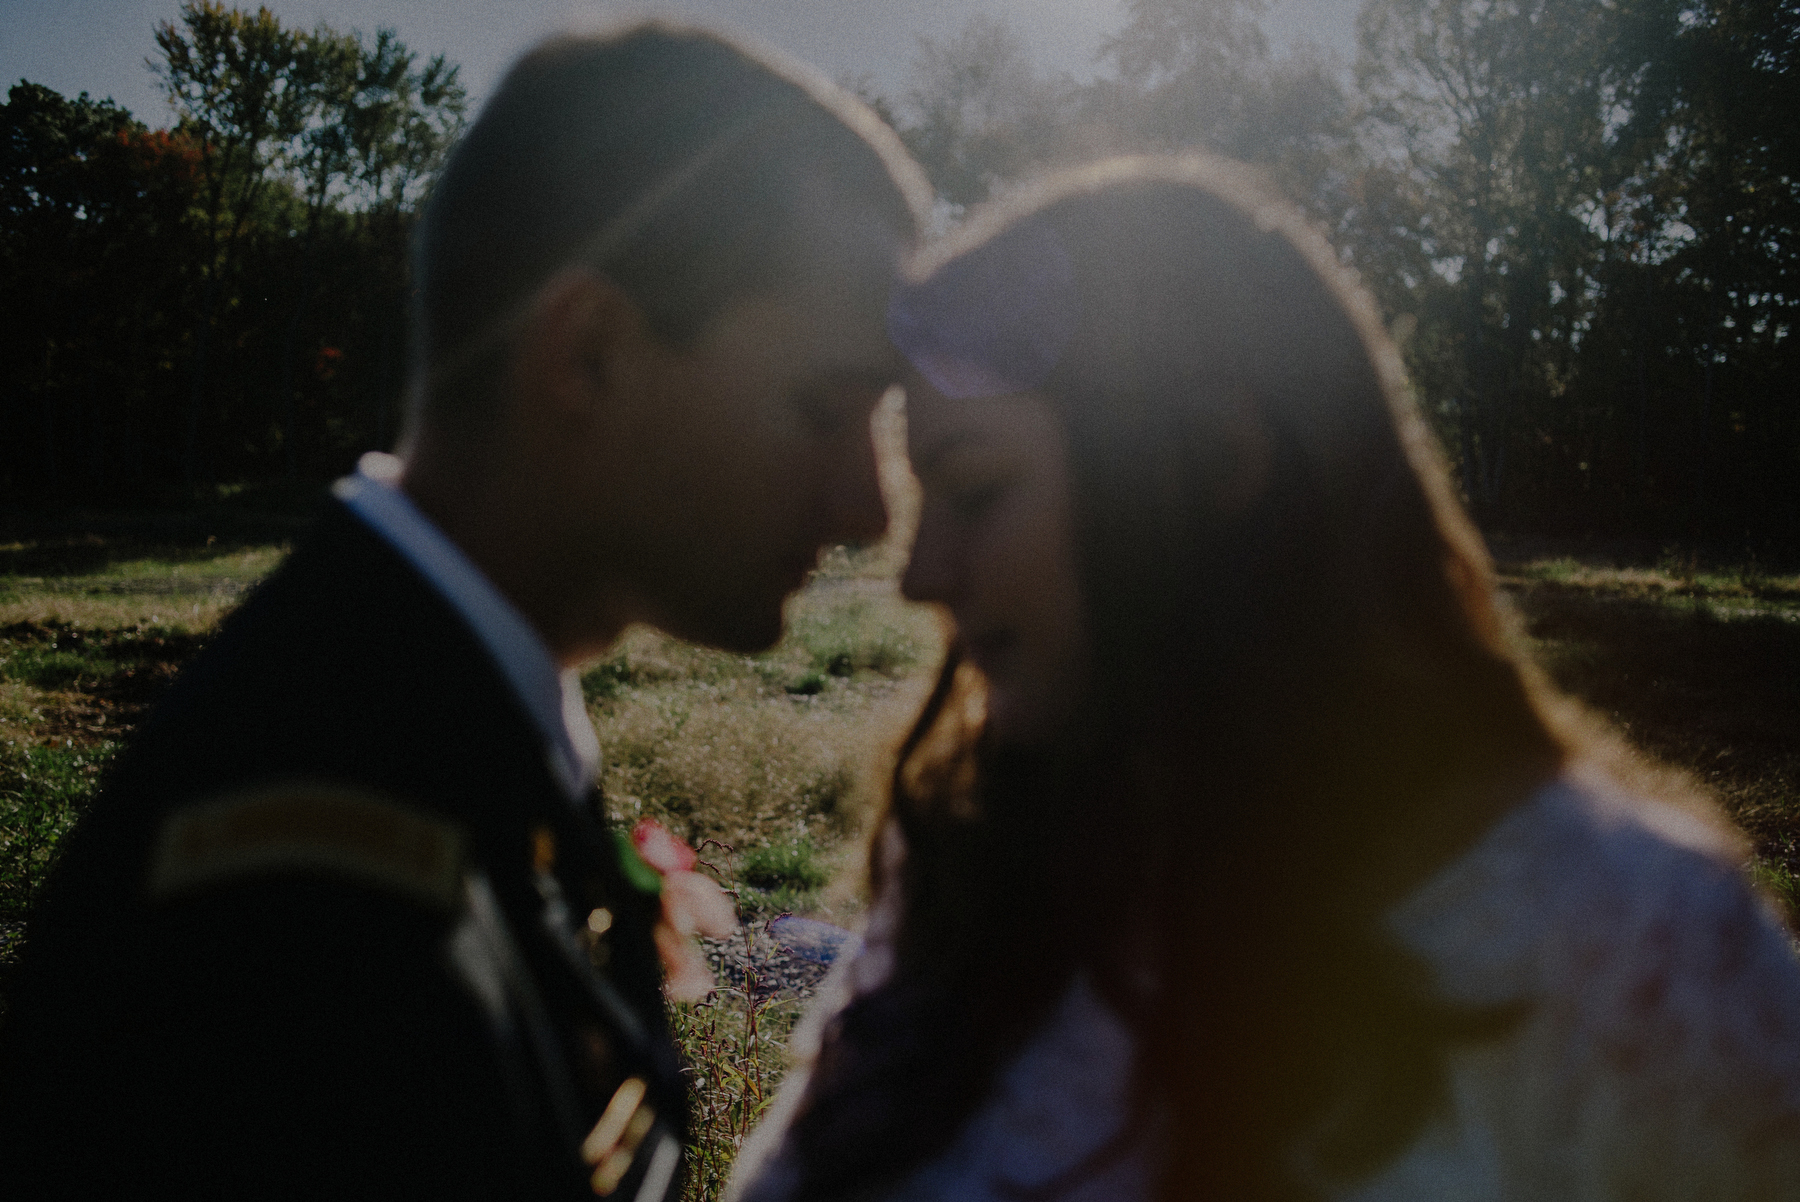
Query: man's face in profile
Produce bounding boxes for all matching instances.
[587,223,903,653]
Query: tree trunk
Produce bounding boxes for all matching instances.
[41,344,57,492]
[185,271,219,494]
[87,362,103,488]
[374,310,396,452]
[41,391,57,494]
[1633,345,1650,499]
[1695,342,1714,540]
[278,191,331,480]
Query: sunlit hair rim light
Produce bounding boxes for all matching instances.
[423,101,790,398]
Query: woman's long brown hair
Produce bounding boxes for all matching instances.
[775,157,1580,1201]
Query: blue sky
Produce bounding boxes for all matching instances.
[1,0,1363,124]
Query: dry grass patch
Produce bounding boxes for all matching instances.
[671,982,804,1202]
[0,542,285,633]
[0,593,246,632]
[0,682,39,735]
[1500,552,1800,618]
[588,584,942,920]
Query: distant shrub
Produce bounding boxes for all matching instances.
[1656,545,1700,588]
[596,683,890,851]
[738,882,821,920]
[787,599,921,680]
[799,765,854,819]
[740,841,830,892]
[784,672,825,696]
[581,655,637,702]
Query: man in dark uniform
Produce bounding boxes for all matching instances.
[0,23,928,1199]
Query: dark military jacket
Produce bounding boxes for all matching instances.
[0,499,686,1199]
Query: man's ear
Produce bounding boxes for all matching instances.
[510,268,654,426]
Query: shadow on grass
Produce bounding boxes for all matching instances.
[1509,581,1800,876]
[0,621,208,711]
[0,490,322,580]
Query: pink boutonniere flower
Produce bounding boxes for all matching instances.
[629,819,739,1002]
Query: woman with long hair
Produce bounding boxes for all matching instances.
[728,157,1800,1201]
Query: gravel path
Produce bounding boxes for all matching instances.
[702,916,860,1001]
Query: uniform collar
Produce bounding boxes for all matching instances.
[332,452,602,803]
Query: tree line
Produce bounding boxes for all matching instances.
[4,0,1796,551]
[1,2,465,500]
[873,0,1799,551]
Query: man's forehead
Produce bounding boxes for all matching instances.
[737,267,904,377]
[684,288,899,410]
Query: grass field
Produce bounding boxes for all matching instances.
[1492,539,1800,910]
[1,495,1796,1198]
[0,500,941,1202]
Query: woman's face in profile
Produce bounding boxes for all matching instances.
[900,374,1087,743]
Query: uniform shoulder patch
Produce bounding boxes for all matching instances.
[148,783,466,910]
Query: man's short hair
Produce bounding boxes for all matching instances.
[410,22,932,437]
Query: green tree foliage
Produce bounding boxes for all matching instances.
[875,0,1797,549]
[0,84,204,495]
[152,2,313,486]
[1619,0,1800,541]
[1352,0,1634,519]
[892,16,1075,208]
[0,4,464,502]
[1094,0,1349,167]
[1093,0,1354,222]
[274,24,467,476]
[5,2,1795,547]
[1350,0,1800,541]
[895,4,1352,218]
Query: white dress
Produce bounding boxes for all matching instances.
[728,768,1800,1201]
